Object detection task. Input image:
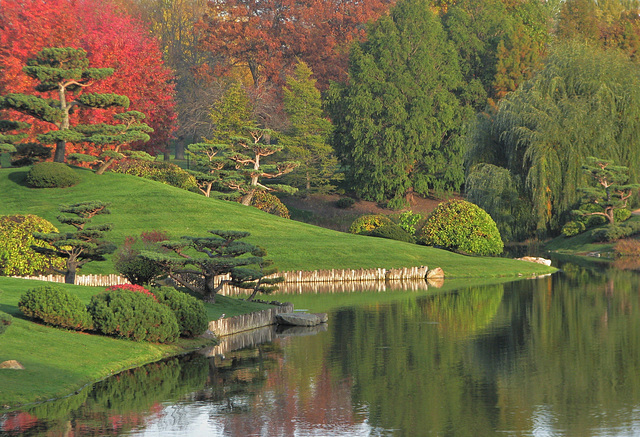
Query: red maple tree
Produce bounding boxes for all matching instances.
[0,0,176,155]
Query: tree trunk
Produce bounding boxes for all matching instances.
[64,264,77,284]
[54,140,66,163]
[175,142,185,160]
[240,189,256,206]
[203,273,217,303]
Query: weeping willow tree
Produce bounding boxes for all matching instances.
[466,42,640,236]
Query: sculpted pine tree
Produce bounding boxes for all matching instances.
[67,111,154,174]
[576,157,640,225]
[186,142,230,197]
[32,201,115,284]
[0,47,130,162]
[140,230,278,303]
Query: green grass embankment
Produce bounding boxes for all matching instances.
[0,167,556,278]
[0,277,272,406]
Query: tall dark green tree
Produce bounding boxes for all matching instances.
[327,0,468,208]
[466,42,640,235]
[281,61,335,194]
[32,201,115,284]
[0,47,130,162]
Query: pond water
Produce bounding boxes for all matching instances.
[3,261,640,436]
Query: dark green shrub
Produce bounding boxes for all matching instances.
[398,210,423,235]
[349,214,393,235]
[18,285,93,331]
[114,231,169,285]
[368,224,416,243]
[335,197,355,209]
[417,199,504,256]
[593,222,640,242]
[26,162,80,188]
[0,214,66,276]
[88,289,179,343]
[152,287,208,338]
[111,160,197,191]
[0,311,12,335]
[562,220,586,237]
[250,191,290,218]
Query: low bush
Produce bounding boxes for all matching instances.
[250,191,290,218]
[335,197,355,209]
[614,239,640,257]
[0,214,66,276]
[106,284,158,301]
[349,214,393,235]
[0,311,12,335]
[18,285,93,331]
[111,160,198,191]
[152,287,208,338]
[88,289,179,343]
[562,220,586,237]
[593,221,640,242]
[398,210,423,235]
[368,224,416,243]
[114,231,169,285]
[26,162,80,188]
[417,199,504,256]
[615,208,632,223]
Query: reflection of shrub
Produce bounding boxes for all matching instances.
[368,224,415,243]
[26,162,80,188]
[18,285,93,331]
[0,214,66,276]
[250,191,290,218]
[25,388,89,420]
[349,214,393,234]
[417,200,503,256]
[88,289,179,343]
[0,311,12,335]
[152,287,208,337]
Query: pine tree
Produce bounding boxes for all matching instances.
[281,61,335,194]
[185,142,230,197]
[0,119,29,168]
[140,230,276,303]
[32,201,115,284]
[0,47,130,162]
[327,0,467,208]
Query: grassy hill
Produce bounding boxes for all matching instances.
[0,166,555,277]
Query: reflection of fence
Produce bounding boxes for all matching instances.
[12,266,429,290]
[207,303,294,338]
[220,279,430,296]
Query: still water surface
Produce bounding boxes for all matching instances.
[3,262,640,436]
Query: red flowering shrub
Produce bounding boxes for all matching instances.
[106,284,157,301]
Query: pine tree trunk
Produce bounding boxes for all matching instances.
[203,274,217,303]
[64,264,77,284]
[54,140,66,163]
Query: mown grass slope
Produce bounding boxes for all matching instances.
[0,167,555,277]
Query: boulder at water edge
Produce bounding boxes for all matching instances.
[276,312,328,327]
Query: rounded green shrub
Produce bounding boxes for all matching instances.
[18,285,94,331]
[88,289,179,343]
[250,191,290,218]
[368,224,416,243]
[0,214,66,276]
[349,214,393,235]
[111,160,197,191]
[417,199,504,256]
[26,162,80,188]
[152,287,208,338]
[615,208,632,223]
[335,197,355,209]
[562,220,586,237]
[0,311,12,335]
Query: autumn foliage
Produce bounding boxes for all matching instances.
[0,0,176,154]
[199,0,395,89]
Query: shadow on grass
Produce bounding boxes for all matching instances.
[7,168,29,186]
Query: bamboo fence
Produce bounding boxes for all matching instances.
[207,303,294,338]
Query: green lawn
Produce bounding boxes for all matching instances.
[0,166,556,278]
[0,276,272,406]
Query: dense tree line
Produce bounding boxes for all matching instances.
[4,0,640,239]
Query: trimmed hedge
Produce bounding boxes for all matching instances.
[368,224,415,243]
[0,214,66,276]
[111,160,198,191]
[349,214,393,235]
[18,285,94,331]
[417,199,504,256]
[26,162,80,188]
[88,289,179,343]
[152,287,208,338]
[250,191,290,218]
